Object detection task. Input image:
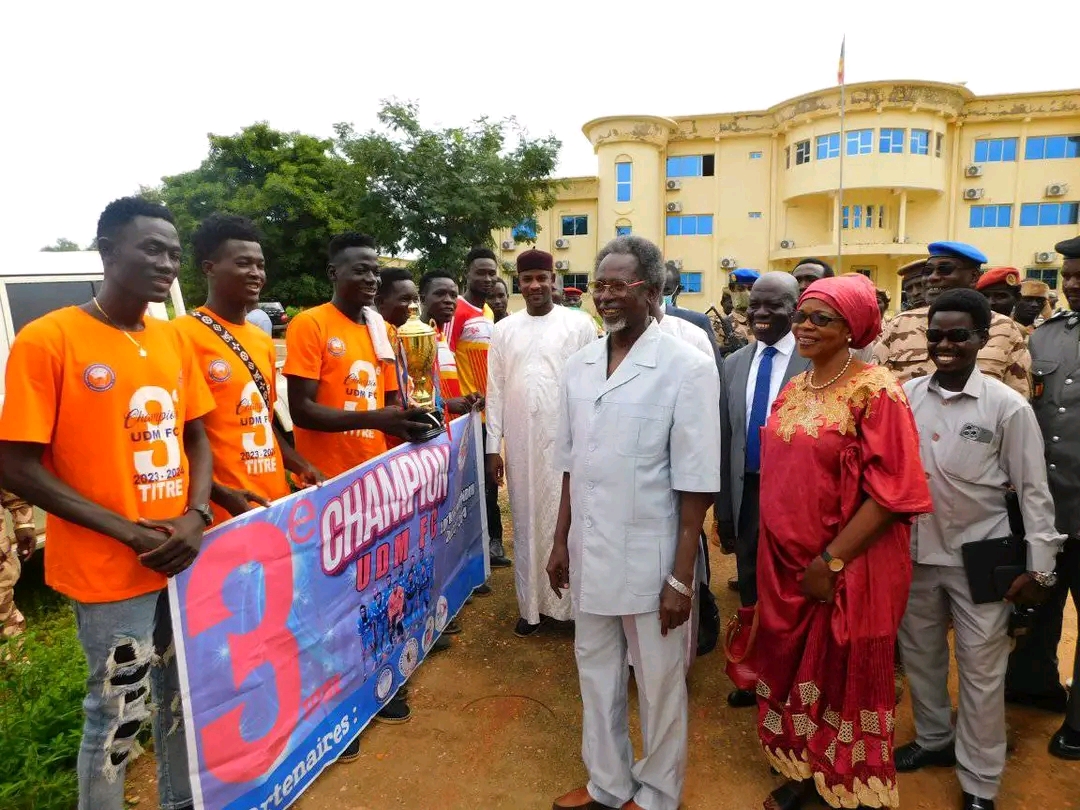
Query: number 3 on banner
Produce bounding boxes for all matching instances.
[185,523,301,783]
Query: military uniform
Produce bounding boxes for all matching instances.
[730,310,754,343]
[0,490,34,639]
[873,306,1031,398]
[709,311,748,358]
[1005,310,1080,733]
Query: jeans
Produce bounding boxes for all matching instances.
[73,589,191,810]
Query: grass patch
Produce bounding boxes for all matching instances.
[0,557,85,810]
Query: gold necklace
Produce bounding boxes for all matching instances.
[808,349,852,390]
[92,297,147,357]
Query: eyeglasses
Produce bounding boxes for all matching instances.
[587,280,647,297]
[926,327,986,343]
[792,310,846,328]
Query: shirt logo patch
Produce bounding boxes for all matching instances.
[327,337,346,357]
[208,359,231,383]
[83,363,116,392]
[960,423,993,443]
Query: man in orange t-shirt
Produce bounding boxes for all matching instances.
[174,214,323,525]
[0,197,214,810]
[284,233,428,481]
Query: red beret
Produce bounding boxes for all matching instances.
[517,249,553,273]
[976,267,1021,290]
[563,287,583,295]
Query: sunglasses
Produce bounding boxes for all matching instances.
[587,280,647,297]
[926,327,986,343]
[792,310,846,328]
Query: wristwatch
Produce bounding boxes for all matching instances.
[821,550,845,574]
[186,503,214,528]
[1029,571,1057,588]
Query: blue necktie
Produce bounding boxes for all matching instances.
[745,346,778,473]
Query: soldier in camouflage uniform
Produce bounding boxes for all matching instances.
[874,242,1031,398]
[0,490,36,639]
[975,266,1022,318]
[899,259,928,311]
[728,268,759,345]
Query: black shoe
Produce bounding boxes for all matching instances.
[474,583,492,596]
[962,792,995,810]
[337,737,361,763]
[894,741,956,772]
[1049,722,1080,760]
[726,688,756,708]
[443,618,462,635]
[432,635,452,653]
[490,554,512,568]
[396,683,410,700]
[514,618,541,637]
[727,576,739,592]
[1004,687,1068,713]
[375,695,411,724]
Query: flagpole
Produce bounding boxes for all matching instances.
[836,35,846,275]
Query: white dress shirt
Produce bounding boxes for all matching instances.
[744,330,797,431]
[657,312,716,360]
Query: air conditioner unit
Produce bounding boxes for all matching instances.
[669,259,683,270]
[720,257,737,269]
[1047,182,1069,197]
[555,260,571,271]
[965,164,984,178]
[666,179,682,191]
[500,240,515,250]
[1035,251,1055,264]
[554,238,570,250]
[963,188,985,201]
[666,201,683,213]
[780,239,796,250]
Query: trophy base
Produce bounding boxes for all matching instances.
[409,410,446,443]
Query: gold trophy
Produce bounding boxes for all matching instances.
[395,302,445,442]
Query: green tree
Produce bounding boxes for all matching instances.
[334,100,561,273]
[39,238,82,252]
[159,123,360,306]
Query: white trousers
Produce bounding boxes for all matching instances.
[576,610,689,810]
[897,564,1011,800]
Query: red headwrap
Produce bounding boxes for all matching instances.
[800,274,881,349]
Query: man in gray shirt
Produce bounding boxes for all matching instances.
[546,236,721,810]
[896,289,1063,810]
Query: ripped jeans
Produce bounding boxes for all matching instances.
[73,590,191,810]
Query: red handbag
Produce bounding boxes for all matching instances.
[723,606,759,692]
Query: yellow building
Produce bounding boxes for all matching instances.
[498,81,1080,314]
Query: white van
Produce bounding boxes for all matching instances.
[0,252,293,545]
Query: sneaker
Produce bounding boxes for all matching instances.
[474,583,492,596]
[337,738,361,763]
[375,696,412,724]
[489,554,512,568]
[514,618,541,638]
[444,619,462,635]
[431,635,452,653]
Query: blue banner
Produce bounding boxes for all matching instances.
[169,414,488,810]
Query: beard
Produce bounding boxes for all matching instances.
[602,315,628,333]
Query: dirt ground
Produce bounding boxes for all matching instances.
[128,511,1080,810]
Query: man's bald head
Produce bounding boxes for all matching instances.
[748,271,800,345]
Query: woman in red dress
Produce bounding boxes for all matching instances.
[755,274,932,810]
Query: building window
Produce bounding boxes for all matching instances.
[680,272,703,293]
[666,214,714,236]
[561,273,589,291]
[841,205,886,229]
[879,128,905,154]
[785,146,791,169]
[935,133,944,157]
[511,219,536,240]
[1019,201,1080,227]
[509,275,521,294]
[615,161,632,202]
[910,129,930,156]
[1025,268,1059,289]
[866,204,886,228]
[666,155,716,177]
[561,215,588,236]
[816,133,840,160]
[615,224,632,237]
[794,140,811,165]
[974,137,1018,163]
[969,204,1013,228]
[748,211,763,219]
[846,129,873,156]
[1025,135,1080,160]
[749,151,763,159]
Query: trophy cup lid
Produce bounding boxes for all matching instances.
[397,301,435,338]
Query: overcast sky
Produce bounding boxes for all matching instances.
[3,0,1077,255]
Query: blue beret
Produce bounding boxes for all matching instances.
[927,241,988,266]
[731,268,761,283]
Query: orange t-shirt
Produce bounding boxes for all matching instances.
[283,303,398,478]
[172,309,290,525]
[0,307,215,603]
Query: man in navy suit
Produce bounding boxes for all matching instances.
[663,262,719,368]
